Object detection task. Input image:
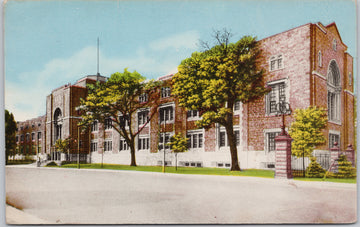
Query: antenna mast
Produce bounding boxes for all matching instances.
[97,37,100,76]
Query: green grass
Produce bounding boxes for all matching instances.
[58,163,275,178]
[6,160,35,165]
[53,163,356,183]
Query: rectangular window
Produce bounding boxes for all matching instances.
[269,55,283,71]
[138,110,149,126]
[138,137,150,150]
[119,115,129,128]
[104,140,112,151]
[119,139,129,151]
[329,133,340,149]
[159,106,174,123]
[235,130,240,146]
[20,135,24,142]
[267,132,280,151]
[187,132,203,149]
[267,82,286,114]
[26,134,30,142]
[104,118,112,130]
[31,133,35,141]
[187,110,199,119]
[219,131,226,147]
[328,92,340,122]
[219,130,239,147]
[16,136,19,142]
[161,87,171,98]
[37,132,42,140]
[234,101,241,111]
[91,120,98,132]
[159,133,171,150]
[139,93,149,103]
[90,142,97,152]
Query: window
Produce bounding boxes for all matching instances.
[266,132,280,152]
[90,142,98,152]
[327,60,341,122]
[318,51,322,67]
[266,82,286,115]
[37,132,42,140]
[159,106,174,123]
[187,131,203,149]
[187,110,199,119]
[20,135,24,142]
[349,72,352,86]
[26,134,30,142]
[91,120,98,132]
[139,93,148,103]
[219,129,240,147]
[138,110,149,126]
[31,133,35,141]
[161,87,171,98]
[234,101,241,111]
[269,55,284,71]
[104,140,112,151]
[332,39,337,51]
[329,133,340,148]
[104,118,112,130]
[159,133,171,150]
[119,115,129,128]
[16,136,19,142]
[138,137,150,150]
[119,139,129,151]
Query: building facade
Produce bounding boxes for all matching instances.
[15,22,355,169]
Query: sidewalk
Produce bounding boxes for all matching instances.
[6,205,53,224]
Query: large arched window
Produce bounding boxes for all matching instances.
[54,108,63,142]
[327,60,341,122]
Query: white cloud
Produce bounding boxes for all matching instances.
[5,38,194,121]
[149,30,200,51]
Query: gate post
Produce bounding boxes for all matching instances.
[330,142,340,172]
[274,133,293,179]
[345,144,355,166]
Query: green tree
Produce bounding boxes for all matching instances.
[78,68,161,166]
[336,155,356,178]
[168,133,188,171]
[172,31,269,171]
[54,137,71,154]
[5,110,17,165]
[289,106,327,173]
[305,157,326,178]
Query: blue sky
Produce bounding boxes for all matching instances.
[4,0,357,121]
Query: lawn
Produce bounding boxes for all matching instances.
[6,160,35,165]
[50,163,356,183]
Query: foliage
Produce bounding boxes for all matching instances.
[5,110,17,165]
[54,137,71,153]
[45,161,58,167]
[169,133,188,154]
[78,68,162,166]
[168,133,188,170]
[289,106,327,158]
[305,157,326,178]
[336,155,356,178]
[172,31,269,171]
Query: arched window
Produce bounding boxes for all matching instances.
[54,108,63,142]
[327,60,341,122]
[318,51,322,67]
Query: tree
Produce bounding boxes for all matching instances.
[78,68,161,166]
[172,31,269,171]
[54,137,71,154]
[5,110,17,165]
[305,157,326,178]
[336,155,356,178]
[168,133,188,170]
[289,106,327,174]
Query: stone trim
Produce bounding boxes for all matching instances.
[344,89,354,96]
[312,70,326,80]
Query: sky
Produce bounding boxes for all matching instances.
[3,0,357,121]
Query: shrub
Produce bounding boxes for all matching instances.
[305,157,326,178]
[45,161,58,167]
[336,155,356,179]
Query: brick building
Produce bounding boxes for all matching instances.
[15,22,355,169]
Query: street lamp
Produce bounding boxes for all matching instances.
[275,101,291,135]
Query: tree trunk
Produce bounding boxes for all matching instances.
[130,139,137,167]
[225,114,241,171]
[302,151,305,177]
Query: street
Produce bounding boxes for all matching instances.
[5,165,357,224]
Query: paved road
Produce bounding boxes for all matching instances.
[5,165,357,224]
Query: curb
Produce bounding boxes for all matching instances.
[6,205,53,224]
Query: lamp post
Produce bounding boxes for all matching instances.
[77,124,80,169]
[276,101,291,135]
[162,115,166,173]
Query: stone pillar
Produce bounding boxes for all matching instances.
[345,144,355,166]
[330,142,340,172]
[274,133,293,179]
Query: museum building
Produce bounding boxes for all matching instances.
[15,22,355,169]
